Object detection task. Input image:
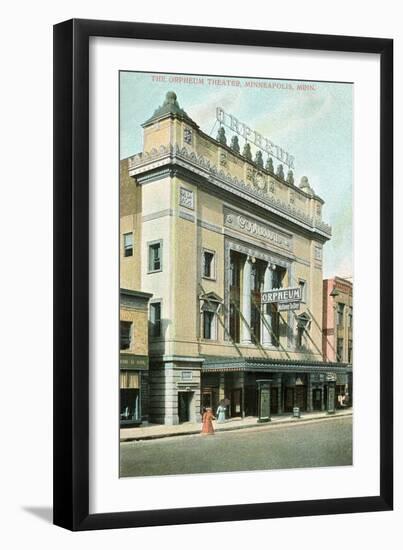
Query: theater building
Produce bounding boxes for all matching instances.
[120,91,352,425]
[322,277,353,407]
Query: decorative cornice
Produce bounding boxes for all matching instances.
[128,144,332,240]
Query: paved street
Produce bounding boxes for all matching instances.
[120,416,352,477]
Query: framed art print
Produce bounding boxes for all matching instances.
[53,19,393,530]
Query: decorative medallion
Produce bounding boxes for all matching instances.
[179,187,194,210]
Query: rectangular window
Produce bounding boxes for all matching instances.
[271,305,280,346]
[297,326,304,348]
[120,321,132,350]
[203,250,215,279]
[148,242,162,272]
[120,371,139,389]
[348,307,353,328]
[230,253,241,288]
[298,279,306,302]
[348,340,353,362]
[337,303,345,326]
[123,232,133,257]
[150,302,161,337]
[273,266,286,289]
[337,337,344,361]
[203,310,215,339]
[229,251,241,343]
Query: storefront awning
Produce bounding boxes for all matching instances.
[201,356,352,374]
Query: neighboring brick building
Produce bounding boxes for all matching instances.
[120,288,152,426]
[322,277,353,406]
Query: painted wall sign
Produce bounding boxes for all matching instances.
[119,354,149,370]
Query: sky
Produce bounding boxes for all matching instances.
[120,71,353,280]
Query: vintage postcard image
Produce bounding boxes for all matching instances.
[119,71,353,477]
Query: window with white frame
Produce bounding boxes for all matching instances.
[148,241,162,272]
[202,249,216,279]
[337,337,344,361]
[203,310,215,339]
[201,298,219,340]
[298,279,307,303]
[337,303,345,326]
[120,321,132,350]
[150,302,161,337]
[296,325,304,348]
[348,340,353,363]
[123,232,133,257]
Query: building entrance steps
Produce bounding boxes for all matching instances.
[120,408,353,442]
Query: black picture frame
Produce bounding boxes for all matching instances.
[53,18,393,531]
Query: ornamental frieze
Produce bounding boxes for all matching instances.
[128,144,331,237]
[224,207,293,253]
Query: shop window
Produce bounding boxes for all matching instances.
[150,302,161,337]
[337,303,345,326]
[120,321,132,350]
[120,371,140,423]
[203,250,215,279]
[148,241,162,272]
[123,232,133,257]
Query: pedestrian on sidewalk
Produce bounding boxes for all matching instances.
[216,403,226,423]
[201,407,215,435]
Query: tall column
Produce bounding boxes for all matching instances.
[262,263,274,346]
[241,256,252,344]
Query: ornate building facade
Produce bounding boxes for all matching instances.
[120,91,352,425]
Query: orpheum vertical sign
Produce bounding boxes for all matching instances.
[216,107,295,169]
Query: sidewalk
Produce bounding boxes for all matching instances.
[120,408,353,442]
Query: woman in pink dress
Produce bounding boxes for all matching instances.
[201,407,215,435]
